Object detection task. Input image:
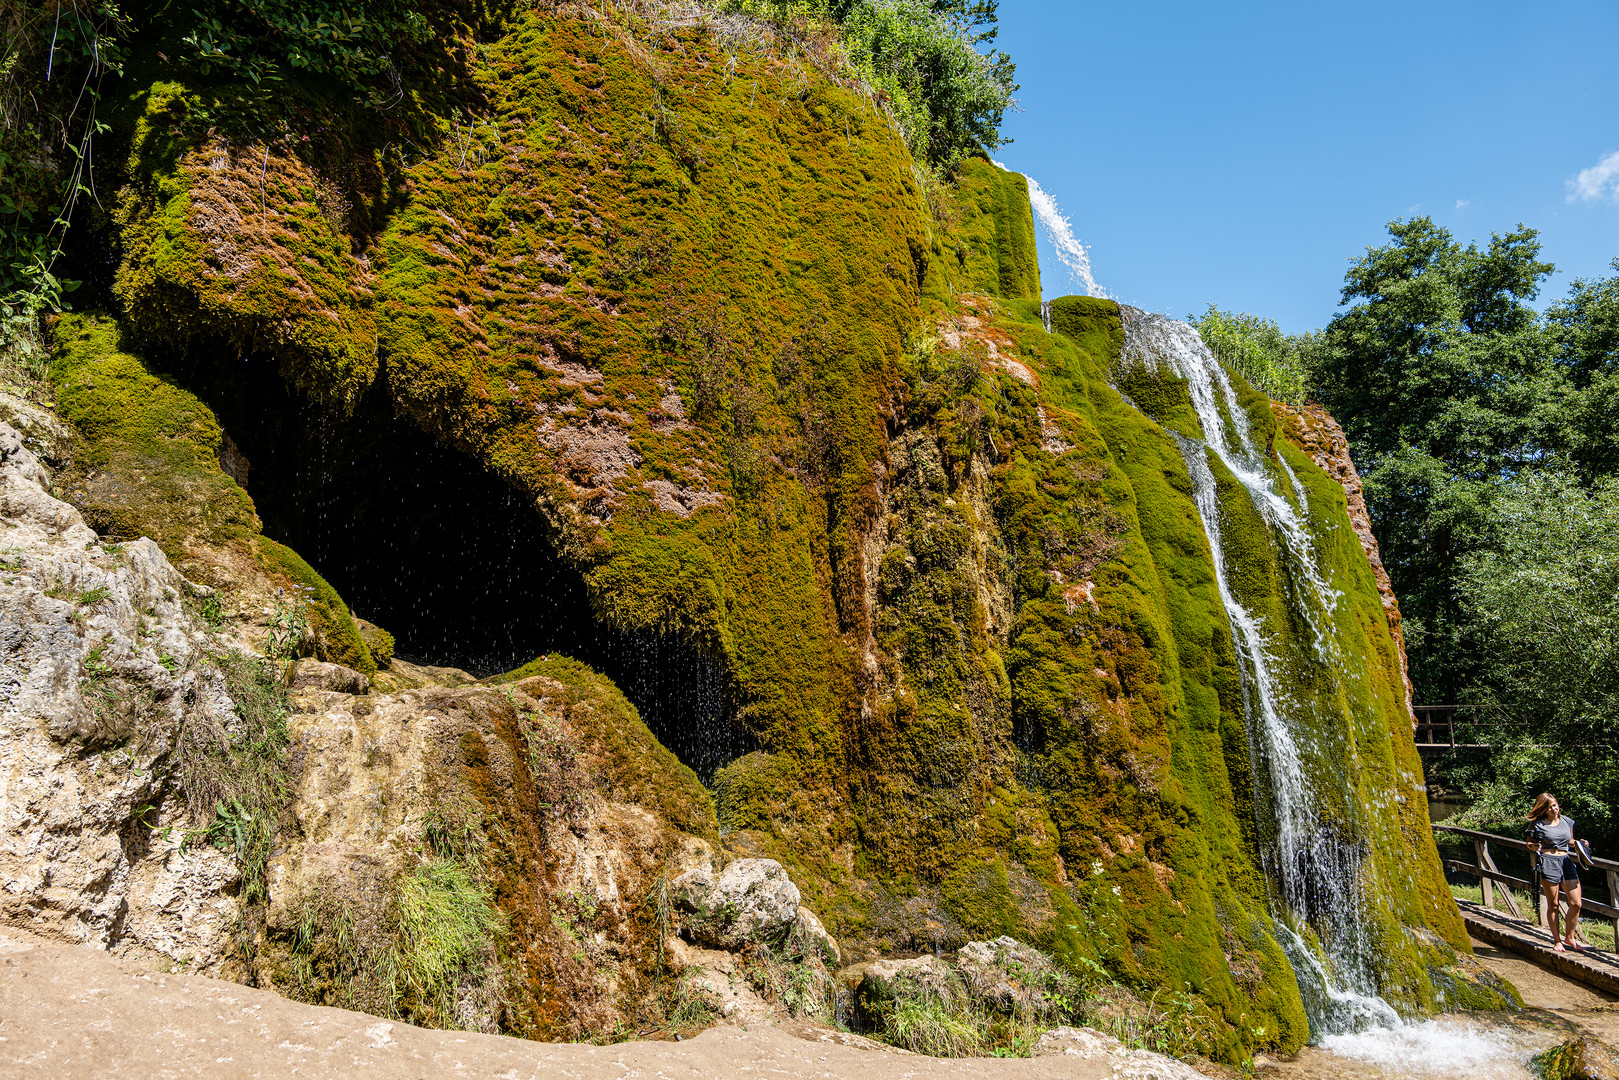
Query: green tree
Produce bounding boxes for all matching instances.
[1311,217,1570,703]
[1454,471,1619,837]
[1552,259,1619,479]
[1190,305,1316,404]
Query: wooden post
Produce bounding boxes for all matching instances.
[1478,844,1523,919]
[1609,869,1619,951]
[1476,839,1493,910]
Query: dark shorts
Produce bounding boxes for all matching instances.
[1543,855,1581,885]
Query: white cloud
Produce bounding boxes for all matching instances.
[1567,150,1619,203]
[1454,198,1470,210]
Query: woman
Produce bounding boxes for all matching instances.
[1527,793,1585,952]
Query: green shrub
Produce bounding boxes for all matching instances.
[1191,305,1316,405]
[724,0,1015,172]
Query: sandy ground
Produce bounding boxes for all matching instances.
[0,928,1184,1079]
[10,925,1619,1080]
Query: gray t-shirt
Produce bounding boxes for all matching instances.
[1530,817,1576,875]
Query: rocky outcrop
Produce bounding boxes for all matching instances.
[254,670,723,1037]
[1538,1036,1619,1080]
[671,858,801,950]
[0,418,241,971]
[1272,401,1415,713]
[838,937,1091,1055]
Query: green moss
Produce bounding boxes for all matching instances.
[1115,365,1192,425]
[939,855,1020,938]
[357,618,396,666]
[258,538,376,676]
[47,312,259,562]
[945,157,1040,301]
[493,653,717,841]
[113,83,380,411]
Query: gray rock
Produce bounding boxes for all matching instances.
[956,934,1060,1014]
[841,954,965,1023]
[289,658,370,695]
[671,857,801,949]
[0,422,241,971]
[792,904,840,965]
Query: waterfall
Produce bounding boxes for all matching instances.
[1118,307,1397,1038]
[994,161,1106,299]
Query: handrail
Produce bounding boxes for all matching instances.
[1435,823,1619,873]
[1436,822,1619,945]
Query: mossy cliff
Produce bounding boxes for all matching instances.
[40,5,1499,1060]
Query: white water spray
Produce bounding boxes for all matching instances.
[993,162,1105,299]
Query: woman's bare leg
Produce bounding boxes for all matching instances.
[1563,882,1583,946]
[1543,880,1564,946]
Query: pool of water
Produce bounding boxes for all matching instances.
[1307,1016,1553,1078]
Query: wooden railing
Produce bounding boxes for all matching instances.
[1436,823,1619,945]
[1413,705,1491,751]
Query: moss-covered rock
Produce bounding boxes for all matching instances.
[76,7,1489,1061]
[46,312,390,676]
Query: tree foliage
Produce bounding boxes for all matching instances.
[1453,472,1619,836]
[726,0,1015,172]
[1308,217,1574,703]
[1191,305,1315,405]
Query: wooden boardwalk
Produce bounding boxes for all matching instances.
[1457,899,1619,998]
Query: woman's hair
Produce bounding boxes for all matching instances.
[1527,793,1558,822]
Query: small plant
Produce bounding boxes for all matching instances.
[76,584,111,606]
[265,591,311,660]
[198,593,226,627]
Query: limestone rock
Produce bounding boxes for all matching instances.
[956,934,1058,1014]
[842,954,965,1023]
[0,421,241,972]
[793,904,841,966]
[1033,1027,1207,1078]
[288,657,370,695]
[671,858,801,949]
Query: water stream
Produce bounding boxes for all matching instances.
[1118,307,1398,1037]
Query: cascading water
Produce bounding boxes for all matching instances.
[993,160,1106,299]
[1117,307,1399,1037]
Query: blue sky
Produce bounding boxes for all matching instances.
[992,1,1619,332]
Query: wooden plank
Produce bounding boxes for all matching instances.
[1457,900,1619,998]
[1476,840,1493,909]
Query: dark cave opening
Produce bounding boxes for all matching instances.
[173,353,755,781]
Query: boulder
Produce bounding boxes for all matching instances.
[670,858,801,949]
[956,935,1067,1018]
[793,905,841,966]
[288,658,370,695]
[1538,1037,1619,1080]
[840,954,965,1023]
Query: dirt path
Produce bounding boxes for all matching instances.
[0,929,1195,1079]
